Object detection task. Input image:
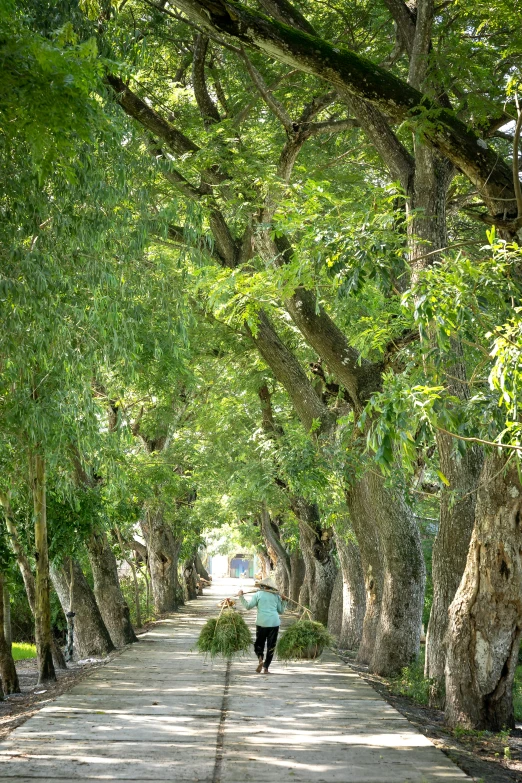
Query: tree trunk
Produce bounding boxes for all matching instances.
[51,558,115,659]
[425,432,483,705]
[327,570,343,639]
[140,508,181,614]
[408,146,483,705]
[260,506,291,589]
[299,578,310,609]
[256,550,272,580]
[86,528,137,647]
[130,558,142,628]
[196,552,210,581]
[31,454,56,684]
[347,469,425,676]
[1,499,66,670]
[445,455,522,730]
[184,558,199,600]
[293,499,336,625]
[289,550,305,603]
[343,487,384,664]
[0,573,20,694]
[274,558,289,597]
[3,583,12,648]
[335,532,366,650]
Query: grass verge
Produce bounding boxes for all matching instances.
[12,642,37,661]
[389,649,522,722]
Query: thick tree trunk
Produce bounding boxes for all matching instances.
[260,507,291,589]
[425,433,483,705]
[0,573,20,694]
[51,558,115,660]
[293,499,336,625]
[343,488,383,664]
[408,146,483,705]
[299,578,310,609]
[445,455,522,730]
[140,508,181,614]
[289,550,305,603]
[86,529,137,648]
[256,550,272,579]
[32,454,56,684]
[335,532,366,651]
[327,571,343,639]
[196,552,210,581]
[274,558,289,597]
[184,559,199,600]
[347,470,425,676]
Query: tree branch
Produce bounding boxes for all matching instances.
[240,49,294,132]
[248,309,333,434]
[408,0,434,89]
[165,0,516,216]
[381,0,416,55]
[192,34,222,126]
[107,74,199,156]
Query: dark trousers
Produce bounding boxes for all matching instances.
[254,625,279,669]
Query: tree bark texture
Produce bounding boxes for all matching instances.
[196,552,210,581]
[328,570,343,639]
[256,550,272,580]
[335,532,366,650]
[51,558,115,660]
[425,433,483,705]
[274,558,289,597]
[3,583,12,649]
[140,508,181,614]
[445,455,522,730]
[343,487,383,664]
[293,499,336,625]
[86,529,137,648]
[408,146,484,705]
[347,469,425,676]
[260,507,291,590]
[184,559,199,600]
[0,573,20,694]
[32,454,56,684]
[289,550,305,603]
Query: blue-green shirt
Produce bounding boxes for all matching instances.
[239,589,287,628]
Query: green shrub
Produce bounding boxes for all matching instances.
[276,619,333,661]
[196,609,252,658]
[390,658,433,705]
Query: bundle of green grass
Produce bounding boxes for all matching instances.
[276,619,333,661]
[196,608,252,658]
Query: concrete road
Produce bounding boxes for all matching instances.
[0,579,470,782]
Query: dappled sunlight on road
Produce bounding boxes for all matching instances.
[0,579,469,783]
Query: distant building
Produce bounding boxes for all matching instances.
[208,552,257,578]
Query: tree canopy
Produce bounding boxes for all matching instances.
[1,0,522,732]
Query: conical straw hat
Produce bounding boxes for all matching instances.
[255,576,278,591]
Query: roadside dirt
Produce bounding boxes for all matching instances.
[0,620,160,743]
[0,656,111,742]
[344,659,522,783]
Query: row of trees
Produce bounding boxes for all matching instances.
[1,0,522,733]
